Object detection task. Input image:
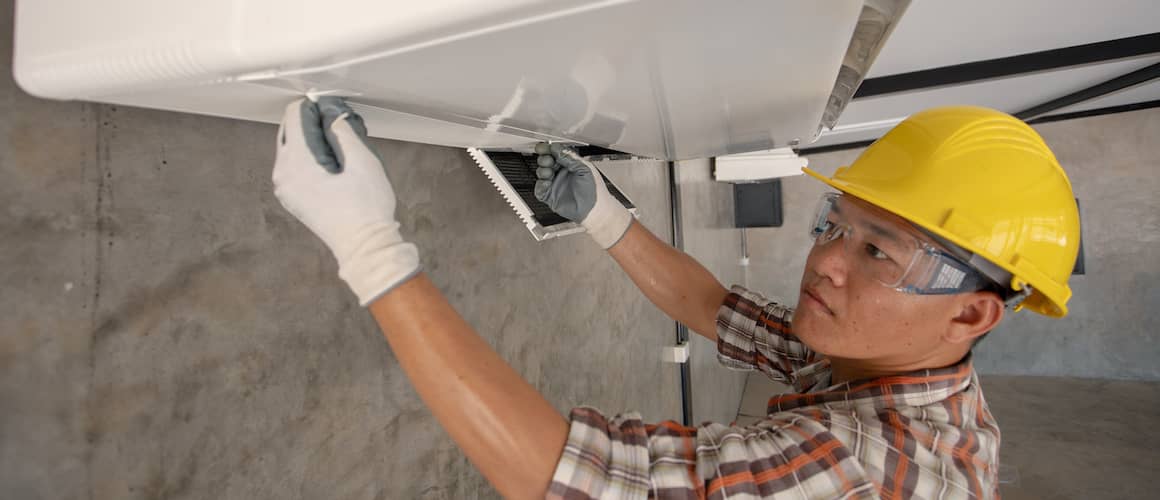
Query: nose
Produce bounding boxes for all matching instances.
[809,234,848,288]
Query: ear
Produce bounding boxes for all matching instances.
[944,291,1005,344]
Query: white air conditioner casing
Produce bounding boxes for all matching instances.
[14,0,906,160]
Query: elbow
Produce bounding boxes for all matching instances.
[698,285,728,341]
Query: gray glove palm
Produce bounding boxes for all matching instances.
[533,143,632,249]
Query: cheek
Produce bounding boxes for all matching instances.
[845,288,922,349]
[848,293,944,351]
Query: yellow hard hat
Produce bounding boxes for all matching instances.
[804,106,1080,317]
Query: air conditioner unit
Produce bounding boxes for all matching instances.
[13,0,906,161]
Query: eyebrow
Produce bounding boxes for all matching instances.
[836,198,904,244]
[865,220,903,244]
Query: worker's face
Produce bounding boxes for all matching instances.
[791,196,965,365]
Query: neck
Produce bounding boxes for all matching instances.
[828,348,969,385]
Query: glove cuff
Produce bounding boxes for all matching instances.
[336,222,422,306]
[583,198,633,250]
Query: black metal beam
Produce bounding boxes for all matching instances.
[1072,199,1085,276]
[1015,62,1160,120]
[667,161,693,427]
[1027,98,1160,124]
[576,145,630,157]
[855,32,1160,99]
[795,139,877,156]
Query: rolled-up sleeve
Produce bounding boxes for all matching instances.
[547,406,876,499]
[715,285,819,384]
[547,408,654,498]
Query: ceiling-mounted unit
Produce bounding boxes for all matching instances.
[14,0,907,161]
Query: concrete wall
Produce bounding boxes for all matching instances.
[744,108,1160,381]
[0,1,752,496]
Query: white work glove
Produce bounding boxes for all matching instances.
[533,143,632,249]
[272,97,421,305]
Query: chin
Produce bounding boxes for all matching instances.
[789,309,826,352]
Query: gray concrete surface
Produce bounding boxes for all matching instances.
[982,375,1160,499]
[0,1,754,495]
[744,108,1160,381]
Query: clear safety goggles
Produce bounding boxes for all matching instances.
[809,193,988,295]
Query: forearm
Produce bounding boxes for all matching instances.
[607,220,728,341]
[368,274,568,500]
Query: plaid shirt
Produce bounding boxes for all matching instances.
[548,286,1000,499]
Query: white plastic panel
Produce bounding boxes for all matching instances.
[13,0,578,98]
[13,0,868,160]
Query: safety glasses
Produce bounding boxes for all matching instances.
[809,193,987,295]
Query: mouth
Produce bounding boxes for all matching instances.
[802,287,834,316]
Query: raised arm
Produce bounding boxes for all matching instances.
[368,274,568,499]
[533,144,727,341]
[272,98,566,498]
[608,221,727,341]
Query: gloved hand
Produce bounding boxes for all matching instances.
[272,97,421,305]
[533,143,632,249]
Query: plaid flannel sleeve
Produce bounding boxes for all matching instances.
[715,285,820,385]
[547,407,878,499]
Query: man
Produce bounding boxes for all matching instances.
[273,100,1080,499]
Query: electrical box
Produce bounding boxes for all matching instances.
[733,180,785,228]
